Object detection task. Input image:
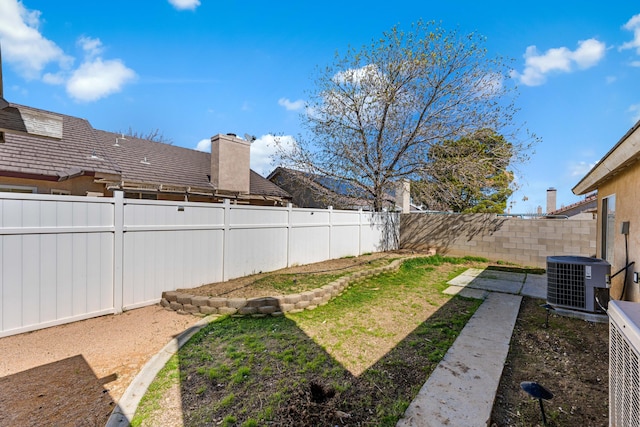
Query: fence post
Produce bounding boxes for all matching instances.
[222,199,231,281]
[328,206,333,260]
[359,208,363,255]
[286,203,293,268]
[113,191,124,313]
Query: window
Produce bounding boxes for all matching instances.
[0,185,37,194]
[124,191,157,200]
[602,195,615,263]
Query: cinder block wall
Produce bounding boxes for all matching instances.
[400,214,596,268]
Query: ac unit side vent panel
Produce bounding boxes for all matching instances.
[610,301,640,426]
[547,262,585,309]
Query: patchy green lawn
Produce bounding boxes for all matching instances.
[133,256,500,426]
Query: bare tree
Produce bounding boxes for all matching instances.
[276,20,533,211]
[116,126,173,145]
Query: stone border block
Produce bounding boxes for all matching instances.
[159,255,418,318]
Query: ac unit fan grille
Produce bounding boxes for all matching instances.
[610,320,640,426]
[547,262,585,309]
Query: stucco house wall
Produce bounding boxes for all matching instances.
[572,119,640,303]
[595,162,640,302]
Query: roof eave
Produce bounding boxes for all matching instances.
[573,120,640,195]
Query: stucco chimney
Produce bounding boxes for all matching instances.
[546,188,557,214]
[395,179,410,213]
[210,133,250,194]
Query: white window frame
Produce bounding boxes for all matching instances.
[602,194,615,263]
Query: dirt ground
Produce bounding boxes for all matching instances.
[491,297,609,427]
[0,305,200,427]
[0,252,405,427]
[0,253,611,427]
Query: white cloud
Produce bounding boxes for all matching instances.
[42,72,65,85]
[512,38,606,86]
[0,0,72,79]
[628,104,640,123]
[572,39,607,68]
[195,138,210,152]
[568,161,596,177]
[66,58,136,102]
[251,134,297,177]
[621,13,640,53]
[333,64,380,85]
[0,1,135,102]
[78,36,103,58]
[278,98,304,111]
[168,0,201,11]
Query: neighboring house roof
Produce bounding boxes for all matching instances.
[0,103,291,201]
[268,167,373,209]
[548,193,597,217]
[0,104,120,180]
[573,119,640,195]
[267,166,399,210]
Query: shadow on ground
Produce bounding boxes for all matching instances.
[0,355,115,426]
[166,294,481,426]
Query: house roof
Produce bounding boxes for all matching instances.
[0,104,120,180]
[573,119,640,195]
[0,103,290,200]
[548,193,597,217]
[267,166,397,210]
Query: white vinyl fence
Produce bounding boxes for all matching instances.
[0,192,397,337]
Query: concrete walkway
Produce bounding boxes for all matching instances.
[397,270,546,427]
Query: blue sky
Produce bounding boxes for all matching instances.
[1,0,639,213]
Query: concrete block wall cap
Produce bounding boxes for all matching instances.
[283,294,302,304]
[200,306,218,315]
[227,298,247,309]
[162,291,179,302]
[300,291,315,301]
[247,297,279,307]
[176,294,194,305]
[258,306,277,314]
[191,296,210,307]
[208,298,227,307]
[183,304,200,314]
[295,300,311,309]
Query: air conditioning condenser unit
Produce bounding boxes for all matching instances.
[547,256,610,313]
